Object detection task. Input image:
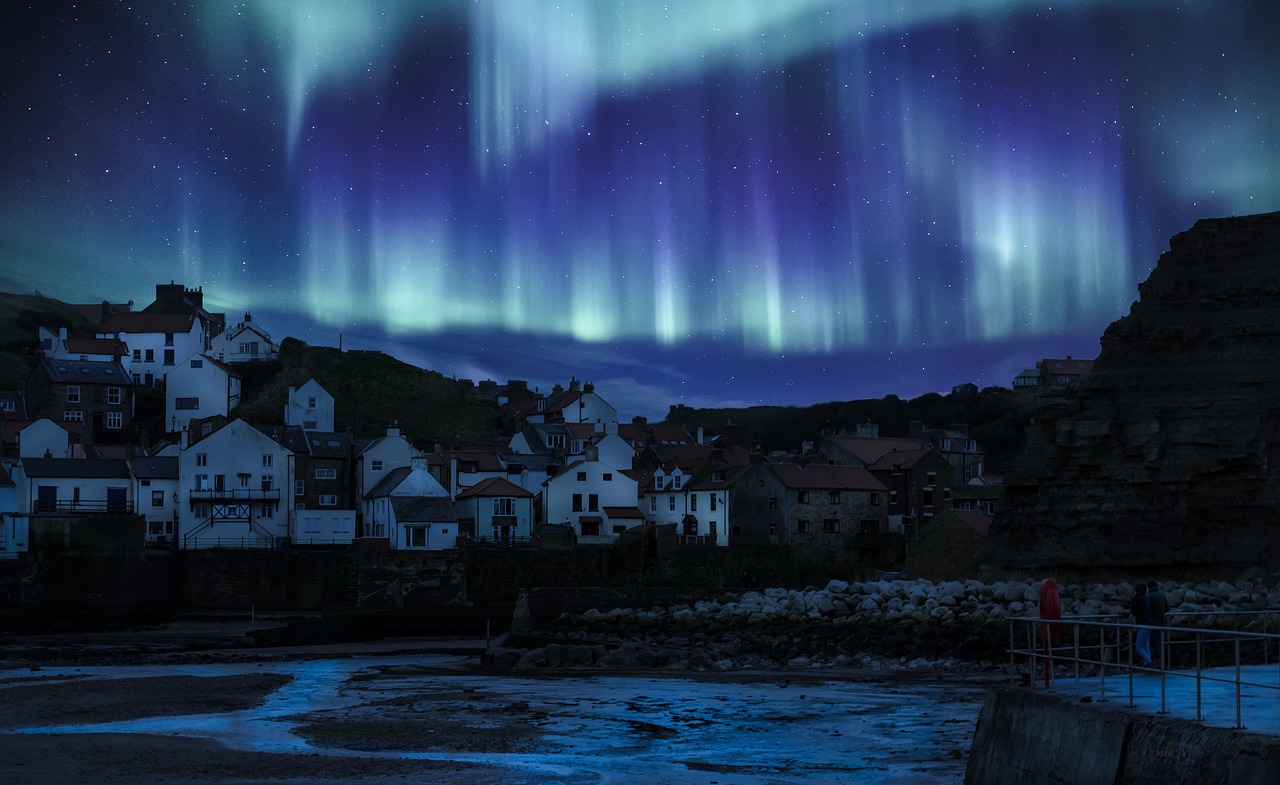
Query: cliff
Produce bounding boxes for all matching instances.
[984,210,1280,579]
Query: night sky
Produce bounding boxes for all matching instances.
[3,2,1277,421]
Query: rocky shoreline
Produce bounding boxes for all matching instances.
[493,574,1280,672]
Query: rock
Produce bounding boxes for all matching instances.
[986,211,1280,578]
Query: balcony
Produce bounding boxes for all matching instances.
[31,500,133,514]
[189,488,281,504]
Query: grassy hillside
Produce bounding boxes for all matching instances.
[0,292,97,388]
[236,337,502,448]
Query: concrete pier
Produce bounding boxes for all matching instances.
[965,684,1280,784]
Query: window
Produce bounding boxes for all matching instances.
[261,505,274,519]
[175,397,199,410]
[828,491,840,504]
[107,387,121,405]
[547,433,565,448]
[295,480,305,496]
[710,494,718,511]
[319,494,337,506]
[580,519,600,536]
[151,491,165,507]
[768,497,778,510]
[926,472,937,486]
[943,487,952,501]
[797,520,810,533]
[603,473,612,482]
[797,491,810,504]
[64,410,83,422]
[889,490,898,505]
[690,494,697,512]
[649,496,657,512]
[408,527,426,547]
[145,349,154,362]
[672,475,683,490]
[132,349,141,361]
[164,332,174,346]
[106,411,122,429]
[194,503,208,518]
[308,396,316,407]
[190,358,202,368]
[66,385,81,403]
[261,475,274,491]
[195,474,208,490]
[870,492,881,506]
[588,493,599,512]
[668,496,676,512]
[303,516,321,534]
[238,473,250,488]
[262,454,273,468]
[711,470,725,482]
[769,523,777,536]
[140,479,150,486]
[572,493,583,512]
[860,519,879,535]
[823,519,840,533]
[371,460,384,472]
[163,349,174,365]
[577,471,587,481]
[314,468,337,480]
[196,453,207,467]
[891,464,902,476]
[494,498,514,516]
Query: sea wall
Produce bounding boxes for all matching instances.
[495,575,1280,670]
[964,685,1280,785]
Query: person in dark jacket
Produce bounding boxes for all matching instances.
[1147,580,1170,668]
[1129,583,1152,667]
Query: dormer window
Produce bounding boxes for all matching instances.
[672,475,683,490]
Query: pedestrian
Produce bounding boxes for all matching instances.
[1129,583,1152,667]
[1147,579,1170,669]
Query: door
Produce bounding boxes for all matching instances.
[107,487,127,512]
[36,485,57,513]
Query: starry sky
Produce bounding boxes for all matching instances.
[3,1,1277,421]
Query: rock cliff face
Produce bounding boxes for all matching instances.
[984,211,1280,579]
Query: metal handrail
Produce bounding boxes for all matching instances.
[1009,612,1280,730]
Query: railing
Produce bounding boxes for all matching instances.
[1009,611,1280,730]
[179,536,276,549]
[458,535,536,549]
[189,488,281,503]
[31,500,133,514]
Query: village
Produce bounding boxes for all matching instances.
[0,282,1090,582]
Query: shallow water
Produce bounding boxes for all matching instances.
[5,657,987,784]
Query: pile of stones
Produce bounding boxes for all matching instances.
[491,575,1280,672]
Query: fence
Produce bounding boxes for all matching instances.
[1009,611,1280,730]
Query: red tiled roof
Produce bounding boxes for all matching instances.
[867,447,933,472]
[767,463,886,492]
[457,476,534,499]
[950,510,992,536]
[825,435,922,465]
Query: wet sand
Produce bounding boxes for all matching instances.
[0,627,990,784]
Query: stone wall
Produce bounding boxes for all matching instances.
[987,211,1280,579]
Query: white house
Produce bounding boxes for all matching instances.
[98,312,205,387]
[17,458,134,515]
[455,476,535,541]
[209,313,279,363]
[164,355,241,433]
[389,497,458,550]
[284,379,335,431]
[178,419,293,549]
[355,426,418,519]
[541,452,641,542]
[132,455,179,545]
[362,457,454,549]
[38,326,130,373]
[525,379,618,425]
[16,419,80,459]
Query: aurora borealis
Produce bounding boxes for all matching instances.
[3,1,1278,418]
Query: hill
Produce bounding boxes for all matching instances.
[0,292,98,388]
[235,337,502,448]
[666,386,1034,474]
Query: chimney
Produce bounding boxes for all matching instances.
[387,426,401,437]
[569,377,581,392]
[585,444,599,462]
[632,415,648,428]
[856,422,879,438]
[583,381,594,393]
[58,326,68,342]
[181,427,189,449]
[696,426,704,445]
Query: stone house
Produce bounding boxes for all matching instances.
[25,359,133,444]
